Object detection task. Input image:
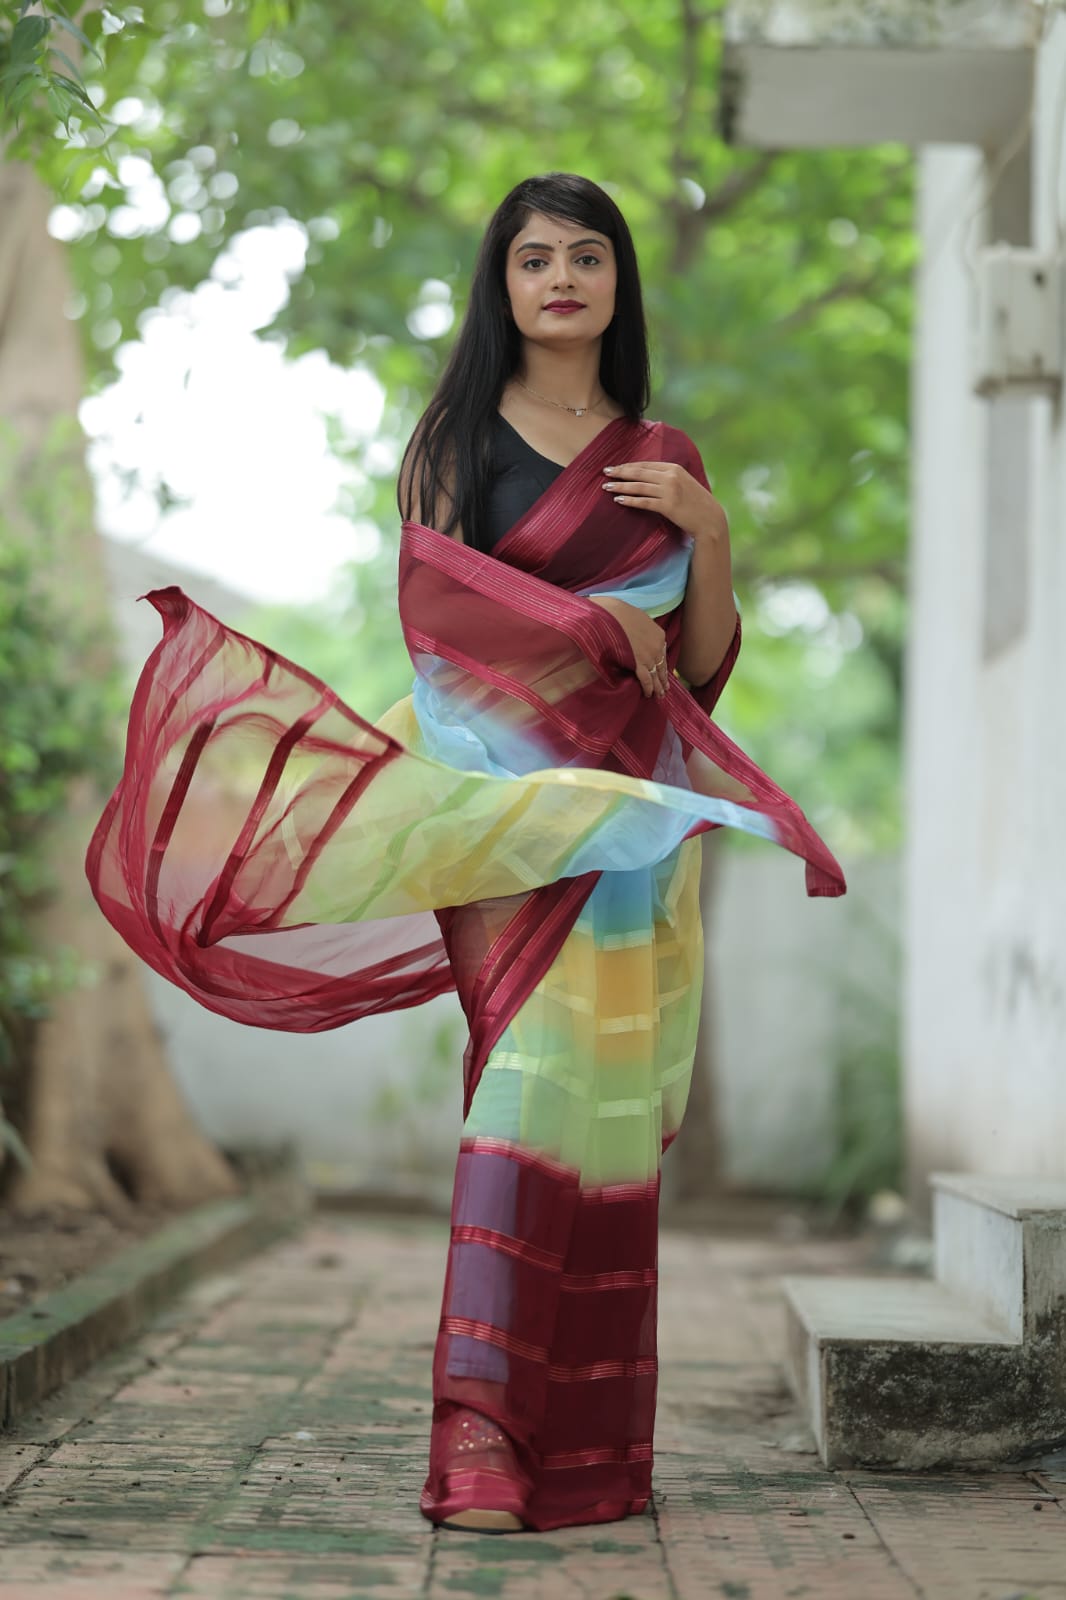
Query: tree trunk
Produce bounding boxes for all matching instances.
[0,160,238,1214]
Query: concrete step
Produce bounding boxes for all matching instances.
[782,1173,1066,1469]
[932,1172,1066,1339]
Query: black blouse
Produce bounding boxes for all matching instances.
[482,413,564,552]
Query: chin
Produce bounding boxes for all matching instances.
[533,317,610,340]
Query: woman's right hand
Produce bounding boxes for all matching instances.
[588,596,669,698]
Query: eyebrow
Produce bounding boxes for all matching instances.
[514,237,607,254]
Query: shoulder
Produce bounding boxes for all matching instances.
[641,419,702,467]
[397,411,458,534]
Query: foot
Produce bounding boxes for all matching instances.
[428,1408,528,1532]
[439,1507,524,1532]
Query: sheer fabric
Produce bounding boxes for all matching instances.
[86,413,845,1531]
[424,833,703,1529]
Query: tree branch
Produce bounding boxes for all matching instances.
[668,0,705,274]
[667,0,778,274]
[702,150,780,221]
[747,478,858,543]
[732,551,904,589]
[774,269,902,333]
[728,474,906,590]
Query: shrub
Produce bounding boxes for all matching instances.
[0,424,119,1160]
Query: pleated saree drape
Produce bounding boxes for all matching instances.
[87,413,844,1530]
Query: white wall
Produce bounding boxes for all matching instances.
[149,972,468,1202]
[708,849,898,1192]
[904,23,1066,1192]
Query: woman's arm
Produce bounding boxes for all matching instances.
[587,595,669,699]
[397,426,461,539]
[676,511,737,689]
[599,439,738,689]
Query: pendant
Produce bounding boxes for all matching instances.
[574,407,585,416]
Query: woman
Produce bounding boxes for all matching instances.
[87,173,845,1536]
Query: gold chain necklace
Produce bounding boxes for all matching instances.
[514,377,605,419]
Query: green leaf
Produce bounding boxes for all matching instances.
[54,148,106,198]
[47,43,89,83]
[9,15,49,60]
[3,70,40,119]
[49,10,102,61]
[49,71,97,111]
[0,58,39,87]
[246,0,297,41]
[45,84,69,127]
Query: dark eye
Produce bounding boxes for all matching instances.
[576,254,601,266]
[521,257,548,270]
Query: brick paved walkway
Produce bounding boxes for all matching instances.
[0,1215,1063,1600]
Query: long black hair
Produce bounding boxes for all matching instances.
[397,172,651,551]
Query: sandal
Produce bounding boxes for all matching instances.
[425,1407,528,1532]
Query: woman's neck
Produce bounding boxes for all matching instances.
[516,342,604,409]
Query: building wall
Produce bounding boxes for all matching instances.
[708,850,898,1194]
[904,23,1066,1194]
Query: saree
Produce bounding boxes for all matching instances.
[86,413,844,1530]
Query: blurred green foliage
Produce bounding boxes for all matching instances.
[240,512,414,725]
[0,423,119,1139]
[0,1,105,144]
[815,907,903,1216]
[0,2,300,159]
[5,0,913,852]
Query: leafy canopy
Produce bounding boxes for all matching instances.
[2,0,914,847]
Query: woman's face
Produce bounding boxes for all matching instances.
[503,211,617,347]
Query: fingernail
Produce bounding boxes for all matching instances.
[604,466,616,474]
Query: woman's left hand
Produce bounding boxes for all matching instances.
[601,461,728,542]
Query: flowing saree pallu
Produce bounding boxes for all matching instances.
[86,412,845,1531]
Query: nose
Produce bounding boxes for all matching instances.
[550,257,575,292]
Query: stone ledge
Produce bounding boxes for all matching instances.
[723,0,1036,51]
[785,1173,1066,1468]
[796,1330,1066,1469]
[784,1273,1021,1346]
[931,1172,1066,1219]
[0,1175,308,1431]
[718,0,1035,150]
